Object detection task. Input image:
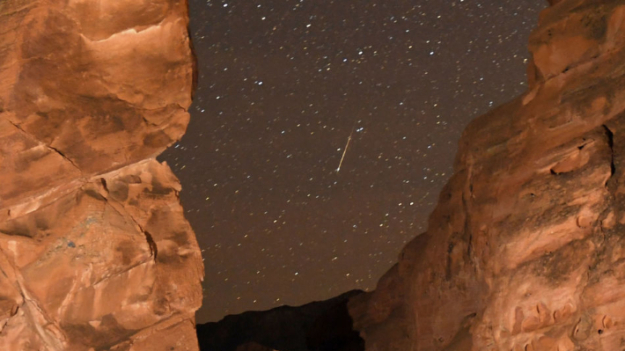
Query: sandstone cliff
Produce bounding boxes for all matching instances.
[349,0,625,350]
[0,0,203,350]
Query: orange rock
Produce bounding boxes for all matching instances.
[0,0,202,350]
[349,1,625,350]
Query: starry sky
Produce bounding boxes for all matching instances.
[159,0,547,323]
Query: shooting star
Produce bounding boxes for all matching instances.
[336,127,355,173]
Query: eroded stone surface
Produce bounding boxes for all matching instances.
[349,0,625,350]
[0,0,202,349]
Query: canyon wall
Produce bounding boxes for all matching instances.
[349,0,625,350]
[0,0,203,350]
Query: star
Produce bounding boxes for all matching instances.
[160,0,548,323]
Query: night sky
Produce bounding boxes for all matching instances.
[159,0,547,323]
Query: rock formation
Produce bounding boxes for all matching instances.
[0,0,203,350]
[234,343,279,351]
[196,290,364,351]
[349,0,625,350]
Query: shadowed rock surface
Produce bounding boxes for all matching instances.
[234,343,278,351]
[348,0,625,350]
[197,290,364,351]
[0,0,203,349]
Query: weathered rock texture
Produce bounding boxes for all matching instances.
[197,290,364,351]
[0,0,203,350]
[349,0,625,350]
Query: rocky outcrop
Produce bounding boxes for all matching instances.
[197,290,364,351]
[0,0,203,350]
[349,0,625,350]
[234,343,279,351]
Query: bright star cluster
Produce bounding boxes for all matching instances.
[159,0,547,323]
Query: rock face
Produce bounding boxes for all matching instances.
[0,0,203,350]
[197,290,364,351]
[349,0,625,350]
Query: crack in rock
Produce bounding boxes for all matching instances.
[6,119,82,174]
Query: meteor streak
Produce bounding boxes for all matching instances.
[336,128,354,173]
